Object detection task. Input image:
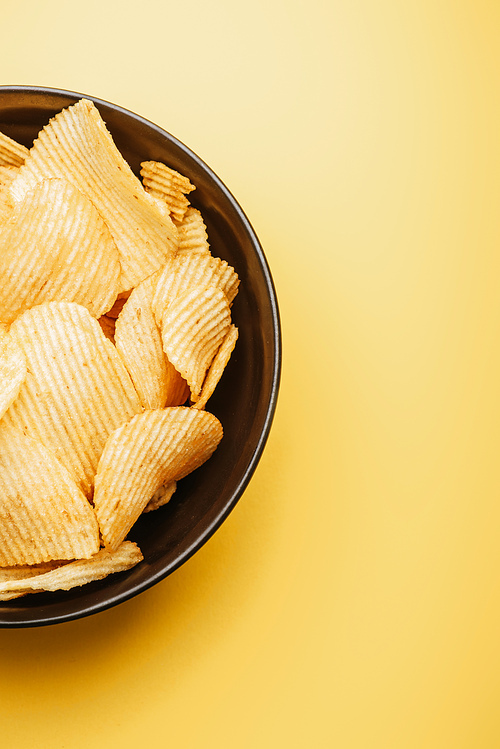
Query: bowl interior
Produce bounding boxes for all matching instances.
[0,87,280,627]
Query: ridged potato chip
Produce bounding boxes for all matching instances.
[161,284,232,399]
[114,270,189,409]
[9,99,178,291]
[140,161,195,223]
[192,324,239,410]
[0,325,26,420]
[143,481,177,513]
[0,424,100,566]
[0,165,18,184]
[4,302,143,497]
[0,178,121,323]
[94,408,223,549]
[176,206,210,255]
[0,130,28,167]
[0,591,28,601]
[152,252,239,329]
[0,166,17,223]
[211,258,240,306]
[0,541,142,596]
[0,561,65,583]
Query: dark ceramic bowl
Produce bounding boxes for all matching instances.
[0,86,280,628]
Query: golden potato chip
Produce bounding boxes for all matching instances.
[94,408,223,549]
[176,206,210,255]
[143,481,177,513]
[9,99,178,291]
[0,130,28,167]
[192,324,239,410]
[115,270,189,409]
[0,561,65,583]
[0,424,100,566]
[152,252,239,329]
[115,269,169,409]
[0,165,18,187]
[140,160,195,223]
[0,178,121,323]
[161,284,232,399]
[211,258,240,306]
[4,302,143,497]
[0,166,17,223]
[0,325,26,420]
[0,541,143,595]
[0,560,68,598]
[0,591,28,601]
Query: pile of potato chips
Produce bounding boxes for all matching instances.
[0,99,239,601]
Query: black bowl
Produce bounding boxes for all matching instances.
[0,86,281,628]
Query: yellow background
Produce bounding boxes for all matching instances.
[1,1,499,746]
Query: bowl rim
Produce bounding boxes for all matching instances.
[0,85,282,627]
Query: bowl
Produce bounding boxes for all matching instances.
[0,85,281,628]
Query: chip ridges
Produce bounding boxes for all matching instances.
[94,408,223,549]
[0,424,100,566]
[0,326,26,420]
[0,178,121,323]
[161,284,232,398]
[140,160,195,223]
[152,253,239,329]
[114,270,188,409]
[0,130,29,167]
[192,324,239,410]
[176,207,210,255]
[9,99,178,291]
[4,302,143,496]
[0,542,143,595]
[0,166,17,223]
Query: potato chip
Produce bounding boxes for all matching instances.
[211,258,240,306]
[115,270,189,409]
[9,99,178,291]
[0,541,142,595]
[0,165,18,189]
[0,178,121,323]
[0,561,65,583]
[4,302,143,497]
[0,560,68,598]
[0,325,26,420]
[176,206,210,255]
[161,284,232,399]
[0,130,28,167]
[0,424,100,566]
[0,166,17,223]
[114,269,169,409]
[94,408,223,549]
[192,324,239,410]
[143,481,177,513]
[152,252,239,329]
[0,591,28,601]
[140,160,195,223]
